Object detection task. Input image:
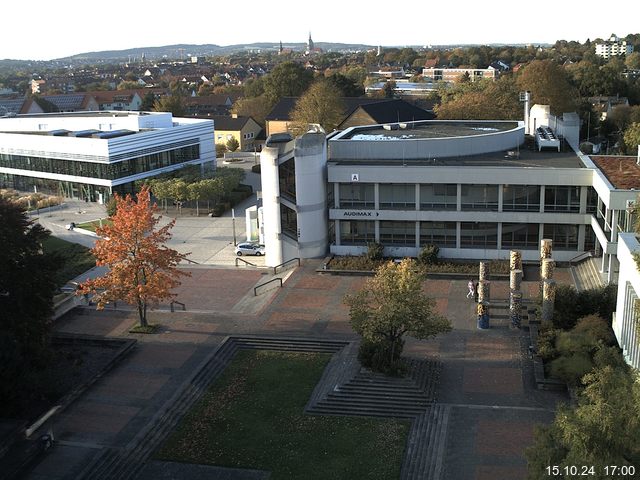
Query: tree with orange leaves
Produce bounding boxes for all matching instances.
[78,185,189,328]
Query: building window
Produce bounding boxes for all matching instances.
[340,220,375,245]
[339,183,374,208]
[420,221,456,247]
[461,185,498,211]
[0,144,200,181]
[543,224,578,250]
[379,221,416,245]
[460,222,498,248]
[420,184,456,210]
[587,187,598,214]
[502,185,540,212]
[544,186,580,212]
[280,204,297,240]
[502,223,539,249]
[278,158,296,201]
[585,226,596,251]
[379,184,415,210]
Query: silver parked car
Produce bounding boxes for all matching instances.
[235,243,265,256]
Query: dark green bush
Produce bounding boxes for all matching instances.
[366,242,384,261]
[417,244,439,265]
[549,353,594,386]
[552,284,617,330]
[358,338,407,376]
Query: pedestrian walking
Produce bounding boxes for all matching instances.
[467,279,475,298]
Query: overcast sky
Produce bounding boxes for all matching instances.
[2,0,639,60]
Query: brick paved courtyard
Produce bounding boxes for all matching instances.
[28,261,569,480]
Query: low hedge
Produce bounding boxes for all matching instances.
[328,256,509,275]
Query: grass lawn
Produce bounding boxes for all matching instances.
[156,350,409,480]
[41,236,95,287]
[76,218,112,233]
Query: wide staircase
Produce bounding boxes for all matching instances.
[571,257,605,291]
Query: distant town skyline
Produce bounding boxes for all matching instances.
[2,0,639,61]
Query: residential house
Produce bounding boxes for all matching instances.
[265,97,435,136]
[211,114,263,151]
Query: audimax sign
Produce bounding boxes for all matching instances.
[342,210,379,217]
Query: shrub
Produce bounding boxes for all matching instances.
[536,326,560,361]
[251,164,261,174]
[366,242,384,261]
[358,338,407,376]
[552,284,618,330]
[417,244,439,265]
[549,353,594,386]
[572,314,615,346]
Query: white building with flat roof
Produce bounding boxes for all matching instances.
[595,35,634,59]
[0,111,215,202]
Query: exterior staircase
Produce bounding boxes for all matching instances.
[571,257,605,291]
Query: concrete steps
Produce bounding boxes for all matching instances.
[571,257,604,292]
[78,336,347,480]
[400,404,451,480]
[306,359,440,419]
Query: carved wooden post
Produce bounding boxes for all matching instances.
[541,279,556,324]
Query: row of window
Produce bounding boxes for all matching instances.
[0,145,200,181]
[339,220,586,250]
[338,184,591,213]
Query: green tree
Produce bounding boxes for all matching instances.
[263,61,314,104]
[517,60,577,115]
[117,80,140,90]
[153,93,186,116]
[290,79,346,134]
[232,95,272,126]
[623,122,640,155]
[435,76,521,120]
[526,364,640,479]
[344,259,451,371]
[226,136,240,152]
[0,198,59,413]
[382,80,396,98]
[327,73,364,97]
[626,51,640,70]
[139,92,156,111]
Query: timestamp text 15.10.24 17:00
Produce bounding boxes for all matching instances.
[546,465,636,477]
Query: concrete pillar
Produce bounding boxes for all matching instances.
[479,261,489,282]
[541,258,556,281]
[477,301,490,329]
[510,269,523,291]
[510,290,523,328]
[541,279,557,324]
[478,280,490,303]
[509,250,522,272]
[540,238,553,260]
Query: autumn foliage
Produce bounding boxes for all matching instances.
[78,186,189,327]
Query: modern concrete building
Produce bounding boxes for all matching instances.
[422,67,497,83]
[259,109,639,282]
[0,111,215,202]
[259,114,640,370]
[595,34,634,59]
[613,232,640,369]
